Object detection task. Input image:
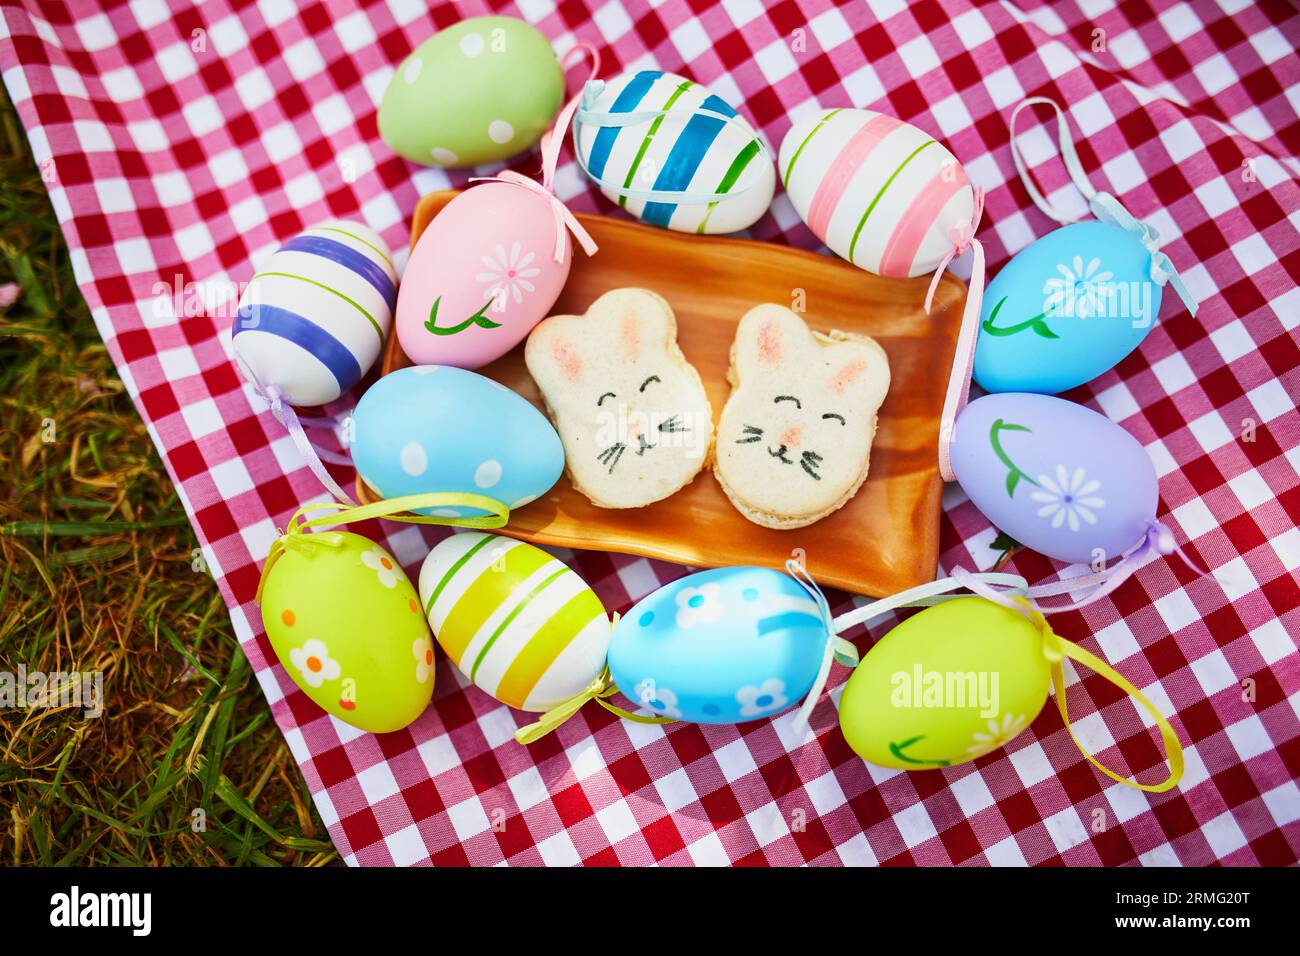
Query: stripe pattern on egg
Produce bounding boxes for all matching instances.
[418,532,610,712]
[574,69,775,235]
[233,220,396,406]
[779,108,973,278]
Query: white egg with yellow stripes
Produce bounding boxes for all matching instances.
[418,532,610,712]
[779,108,975,277]
[574,69,774,235]
[233,219,396,407]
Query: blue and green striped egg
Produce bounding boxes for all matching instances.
[573,69,775,235]
[233,220,396,407]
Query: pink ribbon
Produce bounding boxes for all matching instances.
[253,380,356,505]
[467,43,601,264]
[927,186,986,483]
[952,520,1213,617]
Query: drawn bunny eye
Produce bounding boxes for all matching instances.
[822,413,846,425]
[774,395,802,408]
[597,392,616,406]
[639,375,661,392]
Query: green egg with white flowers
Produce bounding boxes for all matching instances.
[378,16,564,168]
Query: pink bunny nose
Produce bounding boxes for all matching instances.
[627,419,644,439]
[780,426,801,447]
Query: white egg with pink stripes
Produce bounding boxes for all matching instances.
[779,108,975,278]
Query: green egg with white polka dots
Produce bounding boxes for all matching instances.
[378,16,564,168]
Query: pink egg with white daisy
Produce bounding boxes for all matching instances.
[395,182,573,369]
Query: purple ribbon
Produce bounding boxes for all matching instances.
[953,520,1213,617]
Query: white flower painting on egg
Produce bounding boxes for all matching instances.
[675,582,723,629]
[965,712,1028,757]
[736,679,789,717]
[412,635,434,683]
[475,242,540,308]
[636,679,683,718]
[361,547,400,588]
[1042,256,1116,319]
[289,639,341,688]
[1031,465,1105,532]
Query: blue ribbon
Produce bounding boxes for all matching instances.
[1090,191,1199,317]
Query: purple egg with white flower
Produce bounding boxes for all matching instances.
[607,567,826,724]
[950,393,1158,565]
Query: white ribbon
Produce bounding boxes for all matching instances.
[784,561,1030,733]
[1089,192,1199,317]
[1008,96,1198,316]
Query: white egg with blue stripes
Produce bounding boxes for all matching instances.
[233,220,396,407]
[573,69,775,235]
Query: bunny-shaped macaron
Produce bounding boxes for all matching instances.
[525,288,714,509]
[715,304,890,529]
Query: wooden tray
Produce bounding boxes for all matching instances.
[358,190,965,597]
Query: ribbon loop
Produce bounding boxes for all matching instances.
[254,492,510,605]
[947,568,1184,791]
[1008,96,1098,223]
[1051,637,1184,793]
[1009,98,1197,317]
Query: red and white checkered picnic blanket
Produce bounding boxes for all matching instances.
[3,0,1297,866]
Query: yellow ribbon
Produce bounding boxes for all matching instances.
[514,660,677,745]
[254,492,510,605]
[1023,602,1184,793]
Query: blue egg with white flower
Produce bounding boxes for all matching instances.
[608,567,827,725]
[351,365,563,517]
[973,221,1163,395]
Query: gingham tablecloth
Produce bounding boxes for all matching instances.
[4,0,1297,866]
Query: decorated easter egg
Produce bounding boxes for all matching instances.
[779,108,974,277]
[607,567,826,724]
[260,531,434,733]
[352,365,563,517]
[378,16,563,168]
[233,221,396,406]
[973,222,1163,394]
[574,69,775,234]
[395,183,572,368]
[419,532,610,711]
[951,392,1157,565]
[839,597,1050,769]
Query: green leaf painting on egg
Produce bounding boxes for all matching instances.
[424,296,502,336]
[979,295,1060,340]
[378,16,564,168]
[888,735,952,767]
[988,418,1040,498]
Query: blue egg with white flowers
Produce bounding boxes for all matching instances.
[973,221,1163,395]
[608,567,827,724]
[351,366,563,517]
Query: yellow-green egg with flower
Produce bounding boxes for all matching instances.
[260,531,435,733]
[839,597,1051,769]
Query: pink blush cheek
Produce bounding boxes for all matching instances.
[394,184,572,369]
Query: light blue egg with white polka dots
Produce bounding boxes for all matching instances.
[351,365,564,517]
[608,567,827,725]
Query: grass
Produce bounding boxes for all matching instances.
[0,87,334,865]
